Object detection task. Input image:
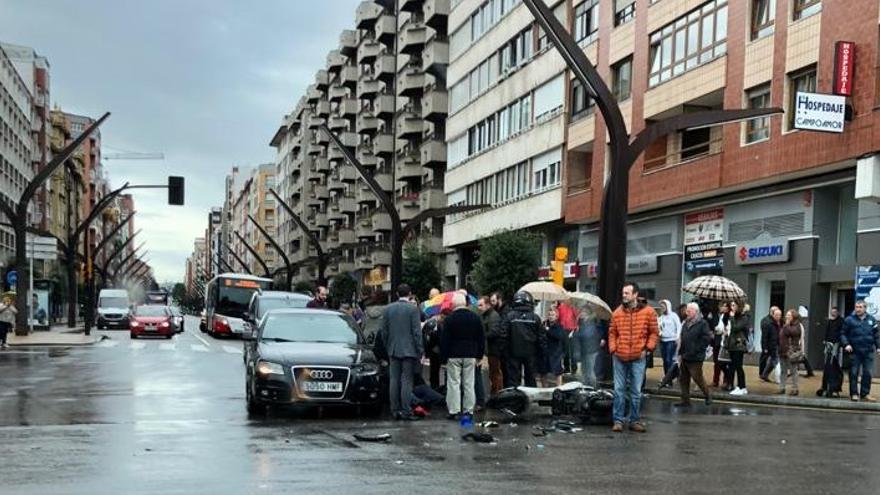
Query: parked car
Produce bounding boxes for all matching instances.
[130,305,175,339]
[243,309,382,417]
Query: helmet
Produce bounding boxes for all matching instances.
[512,291,534,308]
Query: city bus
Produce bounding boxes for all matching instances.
[203,273,272,337]
[145,290,170,306]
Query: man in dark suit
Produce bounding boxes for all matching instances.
[379,284,423,420]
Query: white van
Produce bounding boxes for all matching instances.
[96,289,131,330]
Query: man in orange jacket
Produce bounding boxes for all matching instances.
[608,282,659,433]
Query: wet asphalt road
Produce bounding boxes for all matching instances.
[1,315,879,495]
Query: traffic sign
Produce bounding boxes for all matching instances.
[6,270,17,286]
[26,235,58,261]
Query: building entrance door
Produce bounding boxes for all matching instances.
[754,273,786,351]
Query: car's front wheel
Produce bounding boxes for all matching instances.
[246,380,267,417]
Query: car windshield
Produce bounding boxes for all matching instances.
[261,313,361,344]
[99,297,128,308]
[218,286,262,318]
[257,297,309,319]
[135,306,168,317]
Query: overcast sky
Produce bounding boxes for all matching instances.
[0,0,360,283]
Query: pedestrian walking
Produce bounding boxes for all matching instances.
[658,299,682,380]
[439,292,486,420]
[725,301,750,396]
[778,309,804,396]
[378,284,424,421]
[575,309,604,387]
[817,307,844,398]
[0,295,16,350]
[306,286,329,309]
[712,302,733,390]
[841,300,880,402]
[556,301,578,374]
[674,302,713,408]
[477,296,505,394]
[759,306,782,382]
[501,291,545,388]
[608,282,659,433]
[539,307,565,387]
[422,314,443,391]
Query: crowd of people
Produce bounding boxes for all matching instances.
[310,281,879,432]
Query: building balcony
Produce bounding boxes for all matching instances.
[396,111,423,140]
[420,186,445,210]
[306,84,322,103]
[357,185,378,206]
[355,0,383,30]
[375,54,396,84]
[328,85,347,102]
[316,129,330,145]
[358,147,378,168]
[357,114,379,135]
[306,141,324,156]
[338,97,358,118]
[339,30,358,56]
[339,166,357,182]
[328,174,345,192]
[397,67,426,98]
[374,169,393,191]
[356,254,373,271]
[315,70,329,91]
[425,0,449,31]
[339,195,358,214]
[373,132,394,157]
[420,138,446,168]
[421,86,447,124]
[371,248,392,266]
[338,259,355,273]
[338,131,358,148]
[313,157,330,174]
[326,50,346,73]
[315,100,330,118]
[398,198,420,222]
[328,116,349,131]
[326,263,340,277]
[356,218,374,239]
[339,65,358,89]
[398,19,427,55]
[328,146,344,162]
[375,14,397,46]
[307,115,325,130]
[339,227,356,245]
[357,39,380,65]
[372,210,392,232]
[374,93,396,119]
[422,37,449,78]
[400,0,424,14]
[357,77,380,100]
[396,151,422,181]
[311,211,328,227]
[328,207,345,224]
[306,194,324,209]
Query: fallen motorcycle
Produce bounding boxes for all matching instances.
[487,382,614,425]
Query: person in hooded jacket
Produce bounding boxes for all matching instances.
[675,302,713,407]
[501,291,546,388]
[658,299,682,380]
[478,296,505,394]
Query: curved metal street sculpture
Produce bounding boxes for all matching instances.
[248,214,292,289]
[233,231,271,278]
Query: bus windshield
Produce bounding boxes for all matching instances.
[216,277,270,318]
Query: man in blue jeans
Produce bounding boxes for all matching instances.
[841,300,880,402]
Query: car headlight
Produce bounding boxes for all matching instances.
[256,361,284,376]
[130,321,141,327]
[353,363,379,376]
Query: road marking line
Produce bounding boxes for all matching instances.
[192,332,212,347]
[222,345,242,354]
[159,343,176,351]
[129,342,146,350]
[96,340,119,348]
[190,344,209,352]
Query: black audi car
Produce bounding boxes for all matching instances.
[243,308,383,416]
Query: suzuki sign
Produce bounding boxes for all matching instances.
[734,238,790,266]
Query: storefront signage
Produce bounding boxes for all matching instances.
[365,267,388,287]
[686,259,724,272]
[734,238,790,265]
[582,256,657,278]
[684,241,724,273]
[856,266,880,318]
[793,92,846,133]
[833,41,855,96]
[684,208,724,246]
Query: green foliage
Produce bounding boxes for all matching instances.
[329,273,358,308]
[171,283,186,304]
[470,229,542,300]
[402,242,442,301]
[293,280,315,295]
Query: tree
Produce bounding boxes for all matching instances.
[171,283,186,305]
[293,280,314,295]
[402,242,442,301]
[470,229,542,300]
[329,273,358,309]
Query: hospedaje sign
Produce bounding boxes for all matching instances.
[833,41,855,96]
[734,238,790,266]
[793,92,846,133]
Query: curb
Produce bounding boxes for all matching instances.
[646,387,880,413]
[7,334,106,347]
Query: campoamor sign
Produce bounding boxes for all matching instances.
[794,92,846,133]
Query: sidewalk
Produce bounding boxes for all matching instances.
[6,324,101,347]
[644,359,880,413]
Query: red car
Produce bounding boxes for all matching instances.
[130,305,175,339]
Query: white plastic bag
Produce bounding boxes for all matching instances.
[772,362,781,384]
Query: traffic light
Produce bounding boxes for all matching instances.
[550,247,568,287]
[168,176,185,205]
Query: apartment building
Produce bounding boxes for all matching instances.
[46,109,84,246]
[271,0,450,291]
[205,207,222,279]
[548,0,880,366]
[221,165,251,272]
[65,112,106,256]
[443,0,570,288]
[226,164,276,276]
[0,44,33,263]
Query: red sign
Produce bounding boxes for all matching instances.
[834,41,855,96]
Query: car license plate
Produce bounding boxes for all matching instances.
[302,381,342,393]
[145,325,157,331]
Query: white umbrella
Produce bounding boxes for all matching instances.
[519,281,568,302]
[566,292,613,321]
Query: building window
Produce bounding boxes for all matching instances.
[612,57,633,101]
[648,0,728,88]
[614,1,635,26]
[570,79,593,121]
[751,0,775,40]
[680,127,712,160]
[793,0,821,21]
[574,0,599,45]
[745,84,771,143]
[788,65,817,130]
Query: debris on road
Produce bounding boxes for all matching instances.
[354,433,392,443]
[462,432,496,443]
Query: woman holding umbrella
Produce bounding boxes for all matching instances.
[725,301,751,396]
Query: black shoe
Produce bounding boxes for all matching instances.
[704,397,713,406]
[401,414,421,422]
[446,413,459,421]
[392,412,402,421]
[673,402,692,408]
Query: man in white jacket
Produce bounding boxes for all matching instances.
[658,300,682,379]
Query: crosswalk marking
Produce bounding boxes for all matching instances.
[222,345,243,354]
[95,340,119,348]
[159,343,176,351]
[129,342,146,350]
[190,344,209,352]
